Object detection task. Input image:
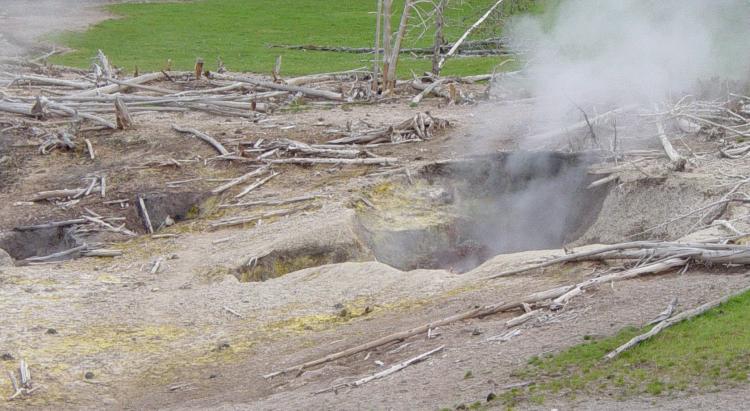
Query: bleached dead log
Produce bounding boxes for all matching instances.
[411,79,448,104]
[23,244,87,263]
[73,71,170,97]
[47,101,117,129]
[114,96,134,129]
[219,194,319,209]
[15,219,87,231]
[505,309,542,328]
[138,196,154,234]
[31,189,85,202]
[525,105,636,142]
[552,257,689,307]
[315,345,444,394]
[263,285,572,379]
[647,297,678,325]
[235,172,279,198]
[437,0,506,72]
[587,174,619,189]
[410,79,451,100]
[211,166,269,194]
[97,49,113,81]
[172,124,230,155]
[268,157,397,165]
[209,204,317,230]
[604,285,750,360]
[81,249,123,257]
[82,215,136,236]
[6,74,92,89]
[654,107,686,171]
[210,73,345,101]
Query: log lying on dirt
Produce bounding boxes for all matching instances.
[268,157,397,166]
[210,73,345,101]
[172,125,230,155]
[604,285,750,360]
[5,73,92,89]
[327,112,449,145]
[654,107,686,171]
[315,345,445,394]
[209,203,318,230]
[263,285,573,379]
[484,240,750,280]
[73,71,170,97]
[211,166,270,195]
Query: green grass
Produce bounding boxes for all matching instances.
[500,289,750,407]
[50,0,543,77]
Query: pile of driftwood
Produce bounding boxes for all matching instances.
[0,49,479,133]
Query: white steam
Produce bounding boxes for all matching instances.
[485,0,750,144]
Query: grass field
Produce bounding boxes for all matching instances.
[497,288,750,407]
[51,0,544,77]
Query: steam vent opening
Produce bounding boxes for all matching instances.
[356,151,612,273]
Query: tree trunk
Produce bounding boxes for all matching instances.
[381,0,393,91]
[373,0,383,93]
[431,0,447,76]
[385,0,412,92]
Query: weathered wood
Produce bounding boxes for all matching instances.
[220,194,319,209]
[172,125,230,155]
[24,245,87,263]
[211,73,344,101]
[263,285,572,378]
[31,189,84,202]
[15,219,86,231]
[437,0,506,71]
[73,72,169,97]
[654,108,686,171]
[315,345,444,394]
[138,196,154,234]
[411,79,448,104]
[7,74,92,89]
[235,172,279,198]
[605,285,750,360]
[269,157,397,165]
[115,96,134,129]
[211,166,269,194]
[209,204,317,230]
[194,58,204,79]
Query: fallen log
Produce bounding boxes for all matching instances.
[604,285,750,360]
[210,73,345,101]
[219,194,319,209]
[73,71,172,97]
[211,166,270,195]
[31,189,85,202]
[6,74,92,89]
[263,285,572,379]
[172,125,230,156]
[24,245,87,263]
[268,157,397,165]
[115,96,133,129]
[315,345,445,394]
[654,107,686,171]
[437,0,506,72]
[235,172,279,198]
[209,204,317,230]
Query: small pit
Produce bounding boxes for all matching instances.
[0,226,82,262]
[356,151,612,272]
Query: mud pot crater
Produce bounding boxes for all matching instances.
[356,151,612,272]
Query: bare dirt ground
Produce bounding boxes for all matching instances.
[1,3,750,411]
